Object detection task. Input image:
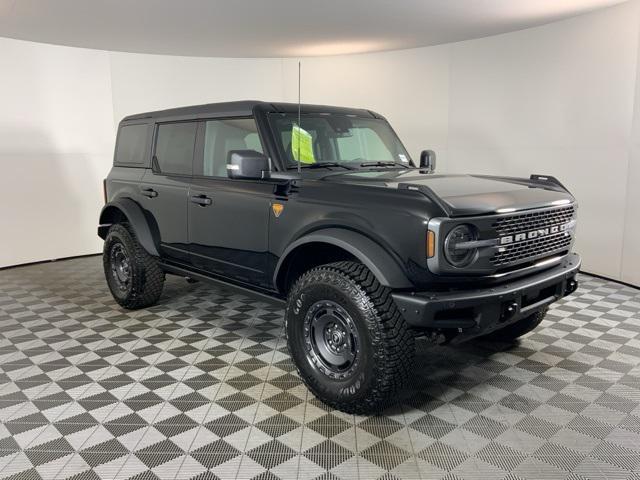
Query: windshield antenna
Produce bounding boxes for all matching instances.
[297,61,301,174]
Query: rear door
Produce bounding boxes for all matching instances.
[188,118,273,287]
[139,121,197,263]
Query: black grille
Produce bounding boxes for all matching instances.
[490,205,576,267]
[491,232,572,266]
[492,205,575,236]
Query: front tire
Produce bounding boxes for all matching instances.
[103,223,164,309]
[285,261,415,414]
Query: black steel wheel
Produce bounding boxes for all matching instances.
[109,242,132,293]
[103,223,164,309]
[305,300,359,379]
[286,261,415,414]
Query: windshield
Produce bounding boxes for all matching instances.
[268,113,412,169]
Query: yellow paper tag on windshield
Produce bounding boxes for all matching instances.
[291,125,315,164]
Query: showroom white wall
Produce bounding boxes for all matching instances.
[1,1,639,285]
[624,21,640,287]
[109,53,284,125]
[0,38,114,267]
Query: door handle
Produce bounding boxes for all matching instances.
[190,195,212,206]
[141,188,158,198]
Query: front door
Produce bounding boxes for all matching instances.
[140,121,198,263]
[188,118,272,287]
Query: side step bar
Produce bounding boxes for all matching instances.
[159,261,285,306]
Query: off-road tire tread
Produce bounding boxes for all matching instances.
[487,307,548,341]
[286,261,415,414]
[103,223,164,309]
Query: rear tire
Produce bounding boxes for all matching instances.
[285,261,415,414]
[486,307,548,341]
[103,223,164,309]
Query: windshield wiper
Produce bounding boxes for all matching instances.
[287,162,354,170]
[360,161,409,169]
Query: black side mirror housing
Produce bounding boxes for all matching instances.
[227,150,271,180]
[419,150,436,173]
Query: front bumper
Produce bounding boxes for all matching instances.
[392,253,581,343]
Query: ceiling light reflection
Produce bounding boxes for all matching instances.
[285,40,391,57]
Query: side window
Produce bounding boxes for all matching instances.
[115,124,148,165]
[154,122,197,175]
[199,118,263,177]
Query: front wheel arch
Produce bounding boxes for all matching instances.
[273,228,413,294]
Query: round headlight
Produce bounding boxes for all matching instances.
[444,224,477,268]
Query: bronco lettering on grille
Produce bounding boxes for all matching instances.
[499,222,571,245]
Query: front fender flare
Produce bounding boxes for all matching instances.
[98,198,159,257]
[274,228,413,290]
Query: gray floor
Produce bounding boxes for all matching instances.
[0,257,639,480]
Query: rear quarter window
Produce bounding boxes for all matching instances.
[154,122,197,176]
[115,123,149,165]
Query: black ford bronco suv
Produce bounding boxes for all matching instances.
[99,100,580,413]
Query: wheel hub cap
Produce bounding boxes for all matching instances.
[324,323,347,352]
[110,243,131,291]
[304,300,359,379]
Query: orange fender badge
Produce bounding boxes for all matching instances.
[272,203,284,218]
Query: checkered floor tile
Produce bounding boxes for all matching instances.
[1,256,639,480]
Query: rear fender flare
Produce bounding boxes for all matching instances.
[98,198,159,257]
[273,228,413,290]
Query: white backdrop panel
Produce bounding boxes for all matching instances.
[109,53,284,123]
[0,38,114,267]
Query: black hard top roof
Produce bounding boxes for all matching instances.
[121,100,380,123]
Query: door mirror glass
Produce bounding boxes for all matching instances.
[420,149,436,173]
[227,150,270,180]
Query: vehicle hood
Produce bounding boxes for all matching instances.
[320,170,575,216]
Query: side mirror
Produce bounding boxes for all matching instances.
[419,150,436,173]
[227,150,270,180]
